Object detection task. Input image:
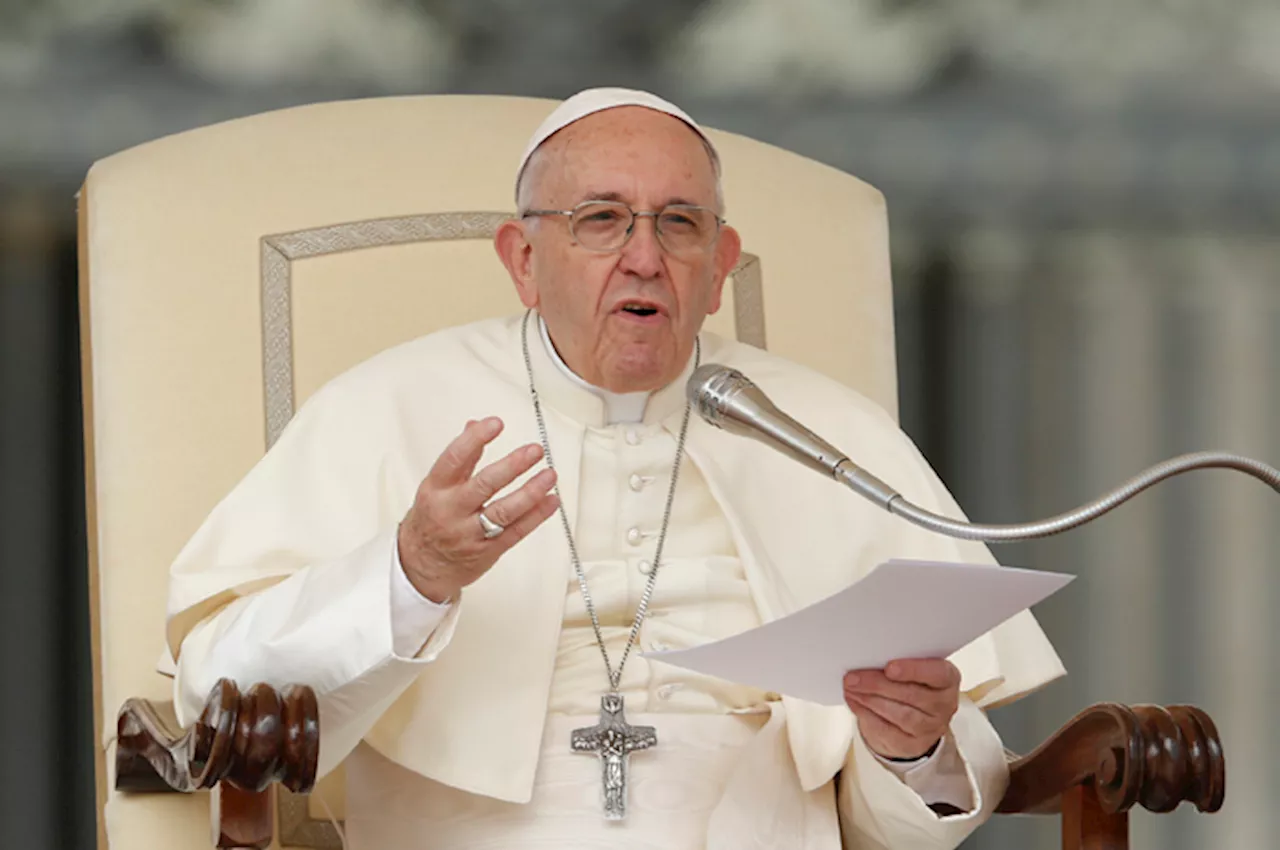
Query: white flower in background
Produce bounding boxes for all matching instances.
[666,0,956,98]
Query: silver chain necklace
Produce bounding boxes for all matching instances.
[519,309,697,820]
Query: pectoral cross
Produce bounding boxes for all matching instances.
[571,693,656,820]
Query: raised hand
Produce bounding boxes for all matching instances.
[843,658,962,761]
[397,417,560,603]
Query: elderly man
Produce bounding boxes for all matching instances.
[166,88,1063,849]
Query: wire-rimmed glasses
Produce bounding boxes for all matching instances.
[521,200,723,256]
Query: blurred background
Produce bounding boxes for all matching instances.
[1,1,1278,848]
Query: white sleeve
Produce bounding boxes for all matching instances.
[836,698,1009,850]
[173,529,460,779]
[871,732,975,812]
[389,540,454,658]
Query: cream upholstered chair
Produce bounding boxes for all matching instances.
[81,95,1222,849]
[81,93,898,849]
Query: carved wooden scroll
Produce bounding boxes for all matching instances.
[997,703,1225,849]
[116,679,319,849]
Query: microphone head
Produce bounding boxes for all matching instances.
[686,364,753,428]
[687,362,851,476]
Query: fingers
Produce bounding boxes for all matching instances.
[480,467,557,529]
[844,671,930,703]
[884,659,961,690]
[426,418,504,487]
[494,492,561,547]
[846,701,938,761]
[844,664,954,760]
[845,693,934,739]
[400,417,558,601]
[843,665,958,721]
[845,659,959,696]
[462,443,546,510]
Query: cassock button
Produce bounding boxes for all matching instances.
[625,428,641,446]
[626,527,643,546]
[628,474,645,492]
[637,560,653,575]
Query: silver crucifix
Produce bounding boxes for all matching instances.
[571,693,656,820]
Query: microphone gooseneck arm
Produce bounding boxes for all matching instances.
[838,452,1280,542]
[689,364,1280,544]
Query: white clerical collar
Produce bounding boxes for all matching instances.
[529,313,698,430]
[539,316,650,425]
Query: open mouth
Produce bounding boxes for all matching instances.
[617,301,663,318]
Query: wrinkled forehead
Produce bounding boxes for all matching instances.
[533,108,720,204]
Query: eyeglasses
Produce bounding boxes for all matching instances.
[521,200,723,256]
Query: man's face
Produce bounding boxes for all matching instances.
[496,107,741,394]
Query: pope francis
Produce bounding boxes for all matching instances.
[164,88,1065,850]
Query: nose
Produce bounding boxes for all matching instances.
[617,215,665,279]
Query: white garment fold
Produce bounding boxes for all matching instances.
[345,712,776,850]
[174,530,461,779]
[387,541,973,811]
[166,314,1065,848]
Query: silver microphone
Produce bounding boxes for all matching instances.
[687,363,1280,543]
[686,364,902,508]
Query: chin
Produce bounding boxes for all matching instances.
[603,357,669,393]
[600,338,685,393]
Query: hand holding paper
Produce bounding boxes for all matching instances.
[643,559,1073,707]
[843,657,963,760]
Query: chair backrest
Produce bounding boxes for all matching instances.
[80,93,897,848]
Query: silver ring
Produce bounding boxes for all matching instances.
[477,510,505,540]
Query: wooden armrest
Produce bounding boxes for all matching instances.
[998,702,1224,816]
[115,680,320,850]
[115,689,1223,849]
[997,703,1224,849]
[116,678,319,794]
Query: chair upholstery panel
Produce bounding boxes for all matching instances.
[82,93,896,848]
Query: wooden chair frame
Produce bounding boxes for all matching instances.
[116,680,1224,850]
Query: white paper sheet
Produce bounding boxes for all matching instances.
[642,559,1073,706]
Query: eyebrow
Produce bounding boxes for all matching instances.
[580,190,704,208]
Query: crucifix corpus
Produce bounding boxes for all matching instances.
[571,694,658,820]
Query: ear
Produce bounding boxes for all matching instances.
[706,224,742,315]
[494,219,539,309]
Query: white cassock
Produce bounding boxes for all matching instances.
[165,313,1065,850]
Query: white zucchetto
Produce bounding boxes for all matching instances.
[515,87,720,200]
